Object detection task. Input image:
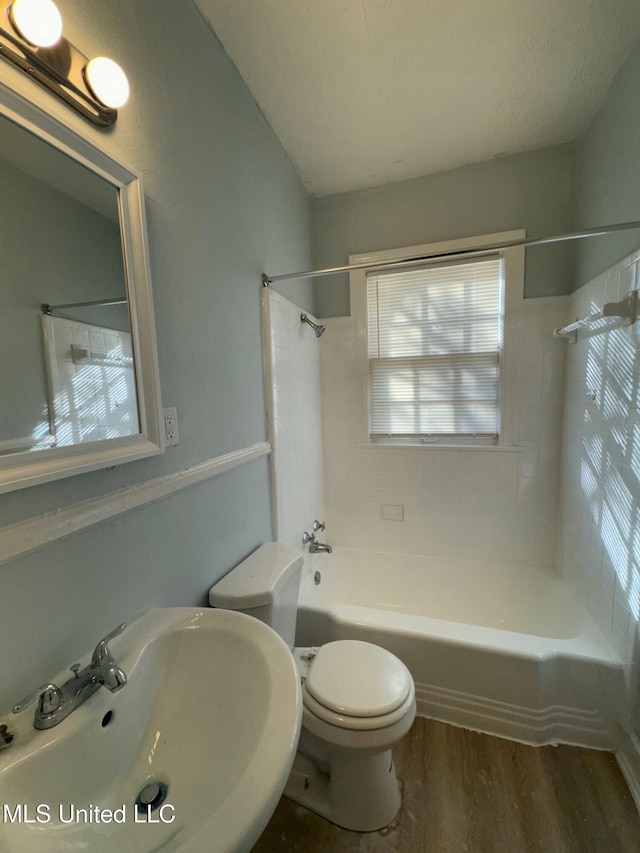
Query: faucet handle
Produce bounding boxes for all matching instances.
[312,520,326,532]
[12,683,63,715]
[302,531,315,545]
[91,623,126,666]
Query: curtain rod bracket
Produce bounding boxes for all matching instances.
[261,274,271,287]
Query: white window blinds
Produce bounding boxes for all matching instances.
[366,257,503,438]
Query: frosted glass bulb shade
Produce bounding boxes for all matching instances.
[84,57,129,109]
[10,0,63,48]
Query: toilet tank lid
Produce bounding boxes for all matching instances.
[209,542,304,609]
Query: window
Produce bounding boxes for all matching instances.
[366,256,505,443]
[350,232,524,448]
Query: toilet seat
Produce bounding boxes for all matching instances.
[302,682,415,730]
[300,640,413,731]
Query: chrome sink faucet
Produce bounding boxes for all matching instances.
[12,624,128,730]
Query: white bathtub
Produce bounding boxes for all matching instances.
[296,548,624,749]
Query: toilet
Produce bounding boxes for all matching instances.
[209,542,416,832]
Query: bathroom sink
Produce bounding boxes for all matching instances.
[0,607,302,853]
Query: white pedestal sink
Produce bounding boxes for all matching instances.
[0,608,302,852]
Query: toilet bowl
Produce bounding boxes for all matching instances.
[209,542,416,831]
[287,641,416,831]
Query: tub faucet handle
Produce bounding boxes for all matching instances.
[302,531,315,545]
[312,520,326,532]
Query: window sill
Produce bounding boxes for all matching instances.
[353,441,524,453]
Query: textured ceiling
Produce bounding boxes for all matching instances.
[195,0,640,197]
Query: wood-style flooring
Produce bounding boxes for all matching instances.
[252,718,640,852]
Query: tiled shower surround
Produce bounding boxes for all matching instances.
[263,289,325,549]
[319,295,569,569]
[267,253,640,722]
[558,248,640,669]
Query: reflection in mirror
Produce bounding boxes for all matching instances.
[0,110,138,455]
[41,310,138,447]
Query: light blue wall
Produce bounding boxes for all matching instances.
[575,37,640,287]
[0,0,312,713]
[312,144,576,317]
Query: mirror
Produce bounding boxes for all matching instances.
[0,79,163,493]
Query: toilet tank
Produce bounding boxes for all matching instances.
[209,542,303,648]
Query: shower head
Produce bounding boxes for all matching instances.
[301,313,326,338]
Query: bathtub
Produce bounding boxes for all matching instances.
[296,548,624,749]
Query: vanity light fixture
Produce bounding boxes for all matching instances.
[84,56,129,110]
[10,0,62,48]
[0,0,129,126]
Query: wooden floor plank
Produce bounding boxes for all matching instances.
[251,718,640,852]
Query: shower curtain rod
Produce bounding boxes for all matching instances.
[260,219,640,285]
[41,297,128,315]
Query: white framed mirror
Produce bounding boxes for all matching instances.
[0,79,163,494]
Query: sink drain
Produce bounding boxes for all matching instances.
[135,781,168,814]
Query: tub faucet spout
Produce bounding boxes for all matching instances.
[309,539,333,554]
[302,530,333,554]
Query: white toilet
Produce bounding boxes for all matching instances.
[209,542,416,832]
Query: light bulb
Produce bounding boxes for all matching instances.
[10,0,63,48]
[84,56,130,109]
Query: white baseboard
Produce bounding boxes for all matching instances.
[617,730,640,813]
[415,681,620,750]
[0,442,271,568]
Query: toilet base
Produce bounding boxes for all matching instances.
[283,734,401,832]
